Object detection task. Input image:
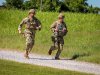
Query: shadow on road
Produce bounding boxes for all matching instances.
[29,53,91,60]
[70,53,91,60]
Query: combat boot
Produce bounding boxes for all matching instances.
[24,51,29,59]
[55,57,60,60]
[48,46,56,55]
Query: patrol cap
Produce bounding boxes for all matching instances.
[28,9,35,14]
[58,13,65,19]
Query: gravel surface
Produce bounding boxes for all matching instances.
[0,50,100,75]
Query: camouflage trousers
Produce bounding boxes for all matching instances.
[51,35,64,58]
[51,35,64,46]
[24,29,35,51]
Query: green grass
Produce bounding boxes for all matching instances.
[0,9,100,64]
[0,59,92,75]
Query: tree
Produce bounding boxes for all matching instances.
[64,0,88,12]
[4,0,100,13]
[42,0,55,11]
[5,0,23,9]
[23,1,32,9]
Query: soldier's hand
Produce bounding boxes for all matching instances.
[54,29,58,32]
[62,28,66,32]
[36,27,39,30]
[18,30,22,34]
[36,27,41,31]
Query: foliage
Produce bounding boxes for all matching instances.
[3,0,100,13]
[0,9,100,64]
[4,0,23,9]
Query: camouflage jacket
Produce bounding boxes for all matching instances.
[18,16,41,32]
[51,21,68,36]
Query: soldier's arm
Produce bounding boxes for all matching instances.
[36,18,42,31]
[50,22,57,32]
[38,20,42,31]
[18,19,25,34]
[64,22,68,33]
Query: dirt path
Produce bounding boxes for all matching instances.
[0,50,100,75]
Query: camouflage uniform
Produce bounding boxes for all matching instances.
[18,16,41,52]
[51,21,67,45]
[49,14,68,59]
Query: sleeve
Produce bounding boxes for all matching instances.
[50,21,57,29]
[18,19,25,31]
[35,18,42,29]
[37,19,42,27]
[64,22,68,32]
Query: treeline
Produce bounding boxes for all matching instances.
[2,0,100,13]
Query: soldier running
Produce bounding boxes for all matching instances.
[48,13,68,60]
[18,9,42,59]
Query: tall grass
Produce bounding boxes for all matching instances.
[0,9,100,64]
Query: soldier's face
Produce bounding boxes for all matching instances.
[30,13,35,17]
[59,18,64,22]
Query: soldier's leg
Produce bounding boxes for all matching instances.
[55,43,61,59]
[24,34,33,58]
[24,43,30,59]
[28,40,34,53]
[28,34,35,53]
[55,44,63,59]
[55,37,64,59]
[48,36,57,55]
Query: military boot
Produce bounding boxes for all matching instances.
[55,49,62,60]
[24,51,29,59]
[48,46,56,55]
[55,57,60,60]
